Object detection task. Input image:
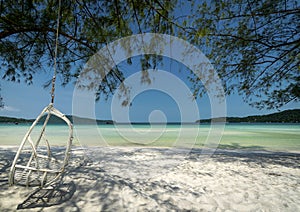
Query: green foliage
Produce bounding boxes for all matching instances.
[0,114,113,125]
[198,109,300,123]
[0,0,176,103]
[187,0,300,109]
[0,0,299,109]
[0,116,31,123]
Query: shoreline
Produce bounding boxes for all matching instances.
[1,145,300,154]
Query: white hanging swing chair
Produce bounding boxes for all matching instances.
[8,0,73,187]
[8,103,73,187]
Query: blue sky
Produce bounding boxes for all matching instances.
[1,1,299,122]
[1,55,299,122]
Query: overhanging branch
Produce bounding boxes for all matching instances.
[0,26,95,51]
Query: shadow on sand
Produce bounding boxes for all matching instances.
[0,148,77,210]
[195,143,300,169]
[0,146,299,210]
[17,181,76,210]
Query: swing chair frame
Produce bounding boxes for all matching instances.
[8,103,73,187]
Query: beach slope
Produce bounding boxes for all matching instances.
[0,147,299,211]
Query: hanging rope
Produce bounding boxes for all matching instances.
[9,0,73,188]
[51,0,62,104]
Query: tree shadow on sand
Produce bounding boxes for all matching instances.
[189,145,300,169]
[1,146,300,210]
[0,148,77,210]
[0,148,14,187]
[57,146,300,210]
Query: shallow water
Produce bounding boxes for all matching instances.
[0,123,299,152]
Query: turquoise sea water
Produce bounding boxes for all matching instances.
[0,123,299,152]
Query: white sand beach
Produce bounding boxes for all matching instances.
[0,146,299,211]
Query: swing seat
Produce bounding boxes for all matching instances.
[9,103,73,187]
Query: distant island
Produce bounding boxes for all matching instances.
[0,115,114,125]
[196,109,300,123]
[0,109,299,124]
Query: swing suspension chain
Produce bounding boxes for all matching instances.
[51,0,62,104]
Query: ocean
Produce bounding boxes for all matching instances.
[0,123,299,152]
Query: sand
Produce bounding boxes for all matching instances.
[0,146,299,211]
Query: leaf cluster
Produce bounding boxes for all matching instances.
[0,0,299,109]
[185,0,300,109]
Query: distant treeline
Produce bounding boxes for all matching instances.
[0,115,114,125]
[197,109,300,123]
[1,109,299,124]
[0,116,32,124]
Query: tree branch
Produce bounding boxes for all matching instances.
[216,8,299,21]
[0,26,95,51]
